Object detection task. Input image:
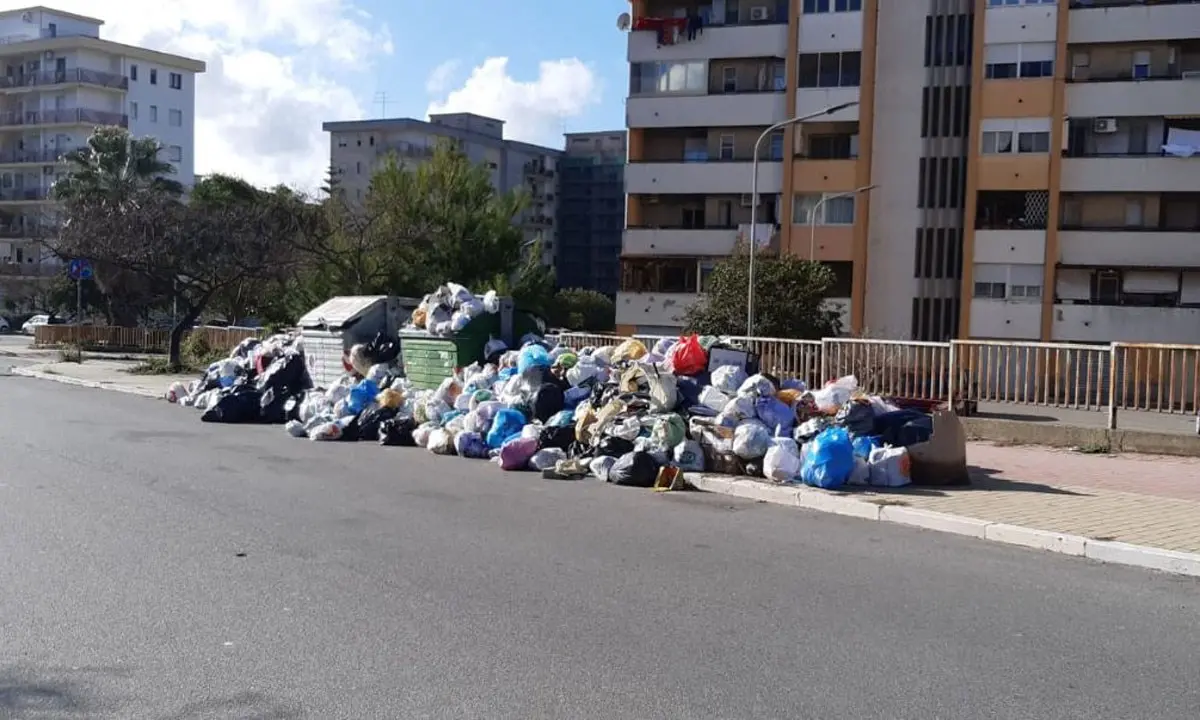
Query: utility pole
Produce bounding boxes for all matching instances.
[373,92,389,118]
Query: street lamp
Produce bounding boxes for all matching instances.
[809,184,877,261]
[746,101,859,337]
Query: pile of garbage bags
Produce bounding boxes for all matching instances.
[166,327,934,491]
[406,282,501,336]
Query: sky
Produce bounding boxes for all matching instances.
[0,0,630,191]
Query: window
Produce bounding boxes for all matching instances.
[769,131,783,161]
[807,134,856,159]
[924,13,972,68]
[984,43,1054,79]
[1132,50,1150,80]
[802,0,861,11]
[718,134,735,160]
[149,105,157,122]
[797,51,861,88]
[1017,131,1049,153]
[722,66,737,93]
[129,102,138,120]
[1070,52,1089,80]
[973,281,1006,299]
[981,130,1013,154]
[149,68,157,85]
[130,64,138,81]
[630,61,706,94]
[988,0,1055,5]
[168,109,182,127]
[793,193,855,225]
[167,145,182,162]
[169,72,182,89]
[771,62,786,91]
[974,263,1042,301]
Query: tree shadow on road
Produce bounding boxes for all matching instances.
[0,666,97,718]
[876,465,1090,498]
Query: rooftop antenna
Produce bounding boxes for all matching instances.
[373,92,389,118]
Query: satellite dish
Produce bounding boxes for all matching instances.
[617,12,631,30]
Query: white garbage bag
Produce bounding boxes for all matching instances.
[732,420,772,460]
[699,386,729,412]
[529,448,566,471]
[868,446,912,487]
[482,290,500,314]
[763,438,802,483]
[711,365,747,395]
[673,440,704,472]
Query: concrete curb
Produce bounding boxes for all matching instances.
[688,473,1200,579]
[10,365,164,399]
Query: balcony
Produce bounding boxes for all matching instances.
[1066,75,1200,118]
[0,147,78,165]
[1068,0,1200,44]
[0,108,127,130]
[627,92,786,128]
[0,188,50,202]
[973,229,1047,265]
[626,160,783,195]
[1059,227,1200,268]
[1053,303,1200,344]
[0,222,51,238]
[0,261,58,277]
[0,69,128,92]
[1061,156,1200,192]
[624,226,739,256]
[628,21,787,63]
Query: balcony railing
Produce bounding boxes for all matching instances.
[1068,0,1200,8]
[1059,223,1200,232]
[1067,69,1200,83]
[0,147,79,164]
[0,68,128,91]
[1062,150,1185,158]
[0,188,50,201]
[0,223,51,237]
[0,108,127,129]
[632,155,784,163]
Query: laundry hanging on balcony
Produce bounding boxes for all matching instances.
[1162,128,1200,158]
[632,16,689,46]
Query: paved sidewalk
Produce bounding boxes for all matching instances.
[692,443,1200,576]
[9,359,193,398]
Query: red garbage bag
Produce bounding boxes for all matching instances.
[665,334,707,376]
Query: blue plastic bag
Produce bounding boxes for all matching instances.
[800,427,855,489]
[852,434,883,459]
[346,378,379,415]
[517,345,552,375]
[548,409,575,427]
[486,408,527,449]
[755,396,795,435]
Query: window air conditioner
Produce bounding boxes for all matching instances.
[1093,118,1117,133]
[749,6,769,21]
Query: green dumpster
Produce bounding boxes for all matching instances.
[399,296,545,389]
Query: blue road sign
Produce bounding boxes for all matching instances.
[67,258,93,281]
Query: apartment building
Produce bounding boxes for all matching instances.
[0,6,203,300]
[965,0,1200,344]
[621,0,1200,344]
[323,113,562,268]
[556,130,626,295]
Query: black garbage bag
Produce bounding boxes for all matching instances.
[532,383,565,423]
[356,405,399,442]
[255,350,310,396]
[744,461,764,478]
[834,399,876,436]
[595,435,635,458]
[701,443,746,475]
[608,451,660,487]
[874,410,933,447]
[537,425,575,451]
[201,388,263,423]
[378,416,417,446]
[258,387,298,424]
[282,393,305,423]
[675,376,704,409]
[363,331,400,365]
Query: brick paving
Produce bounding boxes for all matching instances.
[864,442,1200,554]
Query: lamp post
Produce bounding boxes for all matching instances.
[747,101,859,337]
[809,184,877,261]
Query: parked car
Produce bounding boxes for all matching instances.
[21,314,49,335]
[0,316,9,333]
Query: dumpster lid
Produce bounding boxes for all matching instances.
[297,296,388,330]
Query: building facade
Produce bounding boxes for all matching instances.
[323,113,562,268]
[556,130,626,295]
[620,0,1200,344]
[0,5,203,303]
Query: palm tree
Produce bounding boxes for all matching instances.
[51,125,182,325]
[53,125,183,206]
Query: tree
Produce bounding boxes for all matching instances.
[548,288,615,332]
[683,244,842,339]
[52,126,184,326]
[51,180,310,367]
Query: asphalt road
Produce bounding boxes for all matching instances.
[1,379,1197,720]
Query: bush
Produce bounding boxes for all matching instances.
[57,342,84,363]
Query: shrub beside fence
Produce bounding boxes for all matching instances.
[548,332,1200,429]
[34,325,261,353]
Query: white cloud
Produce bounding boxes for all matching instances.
[0,0,392,190]
[425,60,460,94]
[426,57,601,148]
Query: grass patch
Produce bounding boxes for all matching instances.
[57,342,84,363]
[126,335,230,376]
[1073,442,1111,455]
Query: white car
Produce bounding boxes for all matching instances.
[21,314,49,335]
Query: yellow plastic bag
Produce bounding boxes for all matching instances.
[611,338,647,363]
[776,388,803,407]
[376,387,404,409]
